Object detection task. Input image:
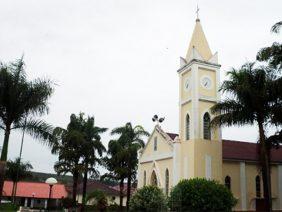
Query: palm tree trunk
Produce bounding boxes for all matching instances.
[72,170,79,206]
[12,181,16,203]
[119,178,124,212]
[1,127,11,161]
[0,126,11,202]
[13,181,18,203]
[126,172,132,211]
[258,120,272,211]
[81,164,88,212]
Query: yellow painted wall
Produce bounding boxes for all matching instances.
[222,161,281,211]
[141,129,172,158]
[222,161,241,211]
[138,127,173,191]
[193,139,222,181]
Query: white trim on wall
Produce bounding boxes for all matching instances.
[184,156,188,179]
[140,152,173,164]
[205,155,212,179]
[192,63,199,139]
[240,162,247,210]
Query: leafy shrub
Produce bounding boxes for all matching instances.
[0,203,18,211]
[129,185,167,212]
[168,178,237,212]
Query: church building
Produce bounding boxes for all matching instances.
[137,17,282,211]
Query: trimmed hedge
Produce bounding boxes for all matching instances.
[129,185,167,212]
[168,178,237,212]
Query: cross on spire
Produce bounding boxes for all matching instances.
[196,5,200,21]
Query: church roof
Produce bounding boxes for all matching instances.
[186,19,213,62]
[166,132,178,141]
[223,140,282,163]
[165,133,282,163]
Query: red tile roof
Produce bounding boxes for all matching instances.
[223,139,282,163]
[111,183,137,195]
[166,132,282,163]
[76,181,119,196]
[3,181,68,199]
[166,133,178,141]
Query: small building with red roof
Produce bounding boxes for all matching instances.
[3,181,68,209]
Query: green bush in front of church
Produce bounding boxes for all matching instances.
[129,185,168,212]
[168,178,237,212]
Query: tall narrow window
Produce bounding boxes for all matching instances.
[151,171,158,186]
[154,137,157,151]
[165,169,169,195]
[256,175,261,198]
[203,112,211,140]
[143,171,146,186]
[225,176,231,190]
[186,114,190,140]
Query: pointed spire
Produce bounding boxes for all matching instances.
[185,18,212,62]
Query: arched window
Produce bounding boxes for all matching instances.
[151,171,158,186]
[225,176,231,190]
[256,175,261,198]
[154,137,157,151]
[165,169,169,195]
[203,112,211,140]
[186,114,190,140]
[143,171,146,186]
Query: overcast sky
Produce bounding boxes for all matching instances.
[0,0,281,174]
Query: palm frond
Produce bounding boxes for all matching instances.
[271,21,282,34]
[14,118,54,147]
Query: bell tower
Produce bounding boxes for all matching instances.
[177,17,222,181]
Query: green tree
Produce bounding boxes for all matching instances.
[210,63,282,211]
[80,115,107,212]
[0,58,54,201]
[168,178,236,212]
[111,123,149,210]
[6,158,33,202]
[129,185,167,212]
[51,114,85,205]
[103,139,128,210]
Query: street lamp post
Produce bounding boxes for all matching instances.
[45,177,57,211]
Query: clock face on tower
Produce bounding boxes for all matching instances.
[185,78,191,91]
[201,76,212,89]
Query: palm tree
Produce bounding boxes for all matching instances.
[0,58,54,201]
[5,158,33,202]
[80,115,107,212]
[51,114,85,205]
[111,123,149,210]
[211,62,282,211]
[257,21,282,69]
[103,139,128,210]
